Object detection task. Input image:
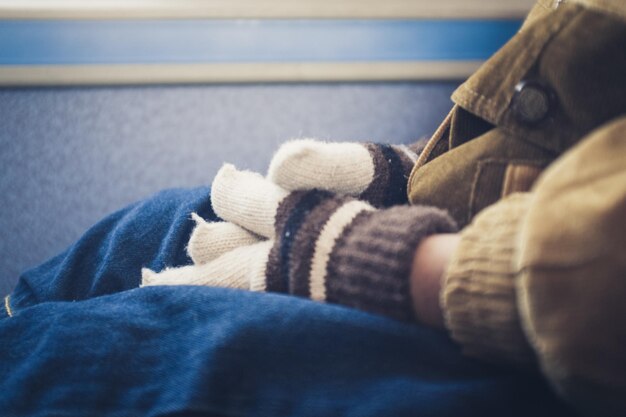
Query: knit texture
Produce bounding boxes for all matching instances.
[326,205,458,321]
[441,193,537,367]
[144,240,272,290]
[145,164,457,322]
[360,143,420,207]
[212,163,288,238]
[267,139,424,207]
[187,213,261,265]
[268,190,458,321]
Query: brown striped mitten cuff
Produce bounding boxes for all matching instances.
[267,139,428,207]
[265,189,458,321]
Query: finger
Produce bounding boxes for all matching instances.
[187,213,262,265]
[267,139,375,196]
[142,240,273,290]
[211,164,288,238]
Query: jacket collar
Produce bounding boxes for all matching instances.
[451,0,626,154]
[570,0,626,21]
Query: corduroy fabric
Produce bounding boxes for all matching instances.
[409,1,626,230]
[441,193,537,367]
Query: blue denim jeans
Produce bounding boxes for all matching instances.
[0,187,575,417]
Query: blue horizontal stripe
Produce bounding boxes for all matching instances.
[0,19,520,65]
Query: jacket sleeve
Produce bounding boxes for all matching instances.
[440,116,626,417]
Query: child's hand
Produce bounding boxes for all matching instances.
[267,139,426,207]
[143,163,457,322]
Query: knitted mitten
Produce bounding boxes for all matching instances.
[187,138,426,264]
[144,164,457,321]
[267,139,427,207]
[187,213,260,265]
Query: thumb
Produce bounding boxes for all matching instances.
[268,139,375,196]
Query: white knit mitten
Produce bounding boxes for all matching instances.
[143,163,457,322]
[183,137,426,266]
[267,139,426,207]
[144,164,284,289]
[143,240,272,291]
[187,213,260,265]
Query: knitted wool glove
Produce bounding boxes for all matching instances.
[185,138,425,265]
[143,164,457,321]
[267,138,426,208]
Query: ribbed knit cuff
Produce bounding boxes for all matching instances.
[266,189,457,321]
[441,193,537,367]
[328,205,458,321]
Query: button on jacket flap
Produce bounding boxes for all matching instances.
[408,0,626,227]
[511,80,556,126]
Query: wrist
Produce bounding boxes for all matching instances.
[410,233,460,328]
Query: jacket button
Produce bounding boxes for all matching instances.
[512,80,555,126]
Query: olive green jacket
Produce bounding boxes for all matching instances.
[406,1,626,415]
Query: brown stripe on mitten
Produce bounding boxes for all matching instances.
[266,189,458,321]
[267,139,426,208]
[359,143,420,207]
[326,205,458,321]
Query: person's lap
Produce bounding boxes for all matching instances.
[0,187,574,416]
